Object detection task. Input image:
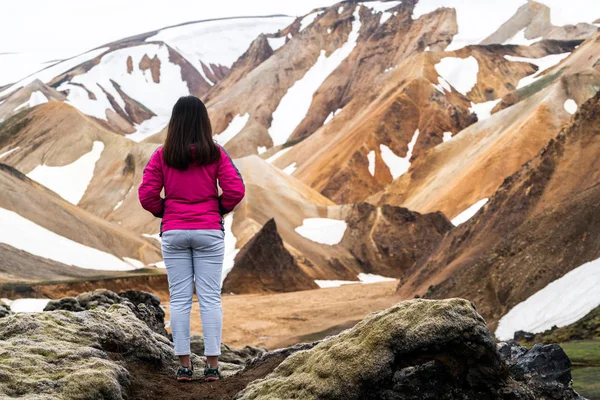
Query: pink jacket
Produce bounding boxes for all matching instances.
[139,146,245,232]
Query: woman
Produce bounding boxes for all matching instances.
[139,96,245,382]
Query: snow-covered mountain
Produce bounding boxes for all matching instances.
[1,0,600,342]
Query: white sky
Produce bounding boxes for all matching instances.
[0,0,340,55]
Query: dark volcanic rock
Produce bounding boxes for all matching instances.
[236,298,583,400]
[342,202,454,278]
[223,219,318,294]
[499,343,580,398]
[44,289,167,337]
[0,300,12,318]
[190,335,267,365]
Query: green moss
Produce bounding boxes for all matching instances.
[0,108,33,149]
[515,67,565,101]
[282,136,307,149]
[571,367,600,400]
[560,340,600,366]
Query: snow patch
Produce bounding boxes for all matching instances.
[143,233,162,243]
[504,53,571,89]
[469,99,501,121]
[496,256,600,341]
[147,17,291,73]
[123,258,145,268]
[214,113,250,146]
[268,6,362,146]
[338,6,344,14]
[503,28,542,46]
[435,56,479,96]
[315,273,396,288]
[299,11,322,32]
[0,147,19,160]
[7,298,50,313]
[114,200,124,211]
[564,99,578,115]
[358,273,396,283]
[367,150,376,176]
[267,36,287,51]
[14,90,49,112]
[266,147,293,164]
[283,162,297,175]
[221,214,239,284]
[452,198,489,226]
[295,218,347,245]
[324,108,342,125]
[257,146,267,155]
[128,115,170,142]
[432,78,451,94]
[380,129,420,179]
[27,141,104,205]
[315,280,359,288]
[0,208,136,271]
[443,132,453,142]
[58,44,189,121]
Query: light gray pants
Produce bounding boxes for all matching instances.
[161,229,225,356]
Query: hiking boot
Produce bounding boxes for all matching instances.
[204,365,221,382]
[176,363,193,382]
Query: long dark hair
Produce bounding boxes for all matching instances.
[163,96,220,170]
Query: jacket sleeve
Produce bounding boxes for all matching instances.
[217,146,245,214]
[139,149,165,218]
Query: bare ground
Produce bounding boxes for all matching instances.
[165,280,402,349]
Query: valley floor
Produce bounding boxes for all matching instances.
[164,280,402,349]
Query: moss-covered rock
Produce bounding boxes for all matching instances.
[235,298,582,400]
[0,305,241,399]
[44,289,168,338]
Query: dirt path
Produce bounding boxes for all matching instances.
[164,280,403,349]
[129,352,288,400]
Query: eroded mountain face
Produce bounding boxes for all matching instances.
[397,90,600,331]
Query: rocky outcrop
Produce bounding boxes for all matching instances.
[223,219,318,294]
[44,289,167,337]
[0,305,242,400]
[190,335,266,365]
[498,342,579,398]
[236,298,582,400]
[0,297,583,400]
[341,203,453,278]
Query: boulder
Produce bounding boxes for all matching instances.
[498,342,577,397]
[190,335,267,365]
[44,289,167,337]
[236,298,583,400]
[0,304,243,399]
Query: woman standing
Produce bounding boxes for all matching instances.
[139,96,245,382]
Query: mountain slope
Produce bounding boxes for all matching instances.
[0,163,161,281]
[371,32,600,219]
[395,90,600,335]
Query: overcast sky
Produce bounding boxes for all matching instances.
[1,0,340,54]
